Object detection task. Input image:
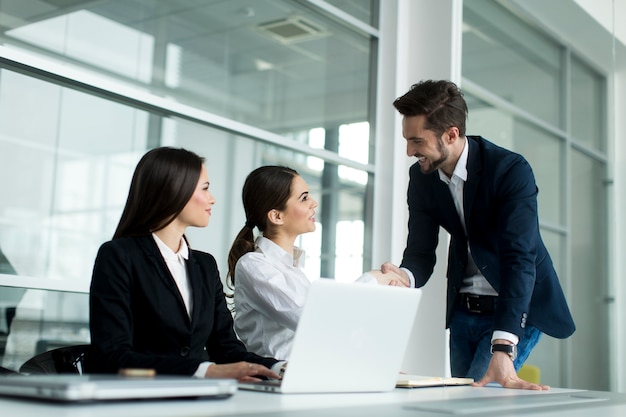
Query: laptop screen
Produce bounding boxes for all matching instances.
[239,280,422,393]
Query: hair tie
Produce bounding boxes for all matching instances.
[245,220,255,229]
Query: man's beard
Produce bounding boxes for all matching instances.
[419,136,448,175]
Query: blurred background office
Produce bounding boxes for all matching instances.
[0,0,624,391]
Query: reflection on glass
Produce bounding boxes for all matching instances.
[1,73,371,288]
[0,247,17,275]
[339,122,369,184]
[0,287,89,373]
[335,220,365,281]
[324,0,376,26]
[463,0,562,126]
[571,57,605,151]
[0,1,375,294]
[1,0,373,140]
[0,70,149,283]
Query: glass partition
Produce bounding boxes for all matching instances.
[571,57,606,151]
[0,0,377,290]
[0,287,89,373]
[570,150,609,391]
[0,72,371,288]
[325,0,376,26]
[1,0,373,148]
[0,70,150,283]
[512,121,563,227]
[463,0,562,127]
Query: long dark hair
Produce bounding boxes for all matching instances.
[226,165,299,290]
[393,79,468,137]
[113,147,205,239]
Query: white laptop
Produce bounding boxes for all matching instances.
[0,374,237,402]
[238,279,422,394]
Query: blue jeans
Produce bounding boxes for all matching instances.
[449,303,542,381]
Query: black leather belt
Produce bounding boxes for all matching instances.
[459,293,495,315]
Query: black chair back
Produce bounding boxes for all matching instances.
[19,344,90,375]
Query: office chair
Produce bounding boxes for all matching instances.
[0,365,18,374]
[19,344,90,375]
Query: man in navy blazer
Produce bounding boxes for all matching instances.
[382,80,575,390]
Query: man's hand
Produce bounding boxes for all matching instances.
[380,262,411,287]
[472,352,549,390]
[205,362,280,382]
[368,269,409,287]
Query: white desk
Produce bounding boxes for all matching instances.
[1,386,625,417]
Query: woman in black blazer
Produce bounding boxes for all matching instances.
[89,147,280,380]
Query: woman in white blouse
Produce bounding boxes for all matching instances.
[226,166,406,360]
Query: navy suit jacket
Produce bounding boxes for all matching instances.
[88,235,277,375]
[400,136,575,340]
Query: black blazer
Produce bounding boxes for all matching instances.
[400,136,575,340]
[88,234,277,375]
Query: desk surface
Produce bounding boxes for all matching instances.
[1,385,625,417]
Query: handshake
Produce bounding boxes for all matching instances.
[367,262,410,287]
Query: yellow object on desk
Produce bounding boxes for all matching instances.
[517,364,541,384]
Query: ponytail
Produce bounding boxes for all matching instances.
[226,224,256,292]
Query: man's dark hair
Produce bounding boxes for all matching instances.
[393,80,468,137]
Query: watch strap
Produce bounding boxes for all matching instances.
[491,343,516,360]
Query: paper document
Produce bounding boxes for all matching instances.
[396,374,473,388]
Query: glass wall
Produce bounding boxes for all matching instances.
[2,0,373,139]
[0,0,378,372]
[571,56,606,151]
[570,151,608,391]
[462,0,562,127]
[463,0,608,390]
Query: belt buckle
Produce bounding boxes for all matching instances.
[465,294,483,314]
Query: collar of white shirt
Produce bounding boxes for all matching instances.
[256,236,305,268]
[152,233,189,263]
[438,136,469,185]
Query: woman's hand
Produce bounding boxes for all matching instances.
[204,362,280,382]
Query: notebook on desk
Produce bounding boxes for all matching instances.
[238,279,422,394]
[396,374,473,388]
[0,374,237,402]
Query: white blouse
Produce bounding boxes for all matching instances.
[233,236,376,360]
[233,237,308,361]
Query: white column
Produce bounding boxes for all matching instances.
[373,0,463,376]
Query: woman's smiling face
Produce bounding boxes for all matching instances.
[280,175,318,236]
[177,165,215,228]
